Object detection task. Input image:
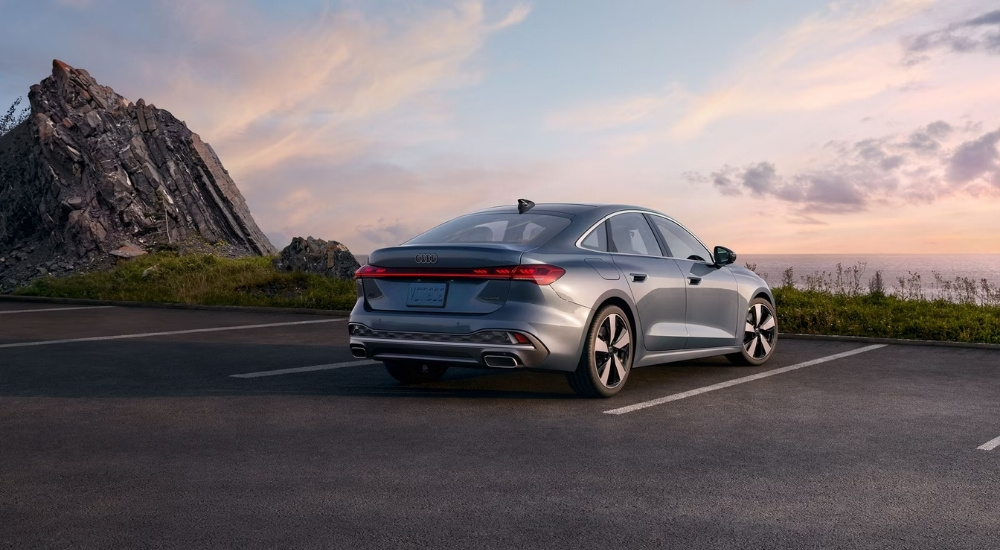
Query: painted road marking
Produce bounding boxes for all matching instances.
[0,318,346,349]
[230,359,380,378]
[605,344,888,415]
[0,306,116,315]
[977,435,1000,451]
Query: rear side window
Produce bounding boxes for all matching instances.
[580,221,608,251]
[405,213,572,246]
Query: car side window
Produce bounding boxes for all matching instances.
[607,213,663,256]
[649,216,711,262]
[580,221,608,252]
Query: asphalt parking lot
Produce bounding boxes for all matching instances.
[1,301,998,549]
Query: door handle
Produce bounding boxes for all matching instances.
[630,273,647,282]
[688,276,702,285]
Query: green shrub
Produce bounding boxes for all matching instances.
[15,252,357,310]
[774,287,1000,344]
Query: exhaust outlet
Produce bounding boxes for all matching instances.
[350,344,367,359]
[483,355,518,368]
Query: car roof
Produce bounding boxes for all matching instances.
[477,203,650,216]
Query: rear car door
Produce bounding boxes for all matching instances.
[646,215,740,349]
[606,212,688,351]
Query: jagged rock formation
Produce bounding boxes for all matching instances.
[273,237,361,280]
[0,60,275,291]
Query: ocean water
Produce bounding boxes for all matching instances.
[739,254,1000,287]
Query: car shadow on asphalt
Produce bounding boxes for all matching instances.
[0,339,752,400]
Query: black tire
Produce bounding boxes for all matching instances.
[566,305,634,398]
[383,361,448,384]
[727,297,778,366]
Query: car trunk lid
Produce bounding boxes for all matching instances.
[360,244,529,314]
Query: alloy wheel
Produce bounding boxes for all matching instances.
[743,302,776,359]
[595,313,631,388]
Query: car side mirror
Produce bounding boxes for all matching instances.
[714,246,736,267]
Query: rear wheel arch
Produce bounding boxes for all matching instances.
[588,295,638,347]
[568,303,636,397]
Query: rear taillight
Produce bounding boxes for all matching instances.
[507,265,565,285]
[354,264,565,285]
[355,265,388,278]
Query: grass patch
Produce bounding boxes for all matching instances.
[775,287,1000,344]
[14,254,1000,344]
[14,252,357,310]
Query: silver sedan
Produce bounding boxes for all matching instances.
[348,201,777,397]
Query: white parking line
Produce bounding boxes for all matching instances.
[0,306,115,315]
[0,318,346,349]
[230,359,380,378]
[977,435,1000,451]
[604,344,888,415]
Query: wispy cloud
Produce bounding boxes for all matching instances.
[247,155,555,252]
[947,128,1000,183]
[904,8,1000,64]
[545,0,935,143]
[670,0,934,138]
[695,120,1000,215]
[545,88,687,132]
[146,1,526,169]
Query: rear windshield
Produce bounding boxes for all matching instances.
[405,213,572,246]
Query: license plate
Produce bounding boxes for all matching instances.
[406,282,447,307]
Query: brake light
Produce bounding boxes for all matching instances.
[354,264,565,285]
[355,265,388,278]
[508,265,565,285]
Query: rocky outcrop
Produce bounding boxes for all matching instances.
[273,237,361,280]
[0,60,276,291]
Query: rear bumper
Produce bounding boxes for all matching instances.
[347,290,592,372]
[348,324,550,368]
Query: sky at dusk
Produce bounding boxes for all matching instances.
[2,0,1000,254]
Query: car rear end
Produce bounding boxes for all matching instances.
[348,210,592,372]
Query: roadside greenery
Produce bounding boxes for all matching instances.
[746,261,1000,307]
[14,252,357,310]
[11,255,1000,344]
[773,287,1000,344]
[757,261,1000,344]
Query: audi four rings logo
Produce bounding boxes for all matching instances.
[414,253,439,264]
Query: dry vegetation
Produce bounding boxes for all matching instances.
[15,252,357,310]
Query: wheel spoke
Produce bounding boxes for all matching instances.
[759,315,775,331]
[759,335,772,356]
[598,356,612,385]
[745,321,755,334]
[595,338,609,354]
[612,325,630,349]
[752,304,763,325]
[746,335,759,356]
[613,354,627,382]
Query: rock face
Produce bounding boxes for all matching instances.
[274,237,361,280]
[0,60,276,290]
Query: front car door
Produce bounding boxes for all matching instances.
[605,212,688,351]
[646,214,740,350]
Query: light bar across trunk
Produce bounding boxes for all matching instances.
[355,264,565,285]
